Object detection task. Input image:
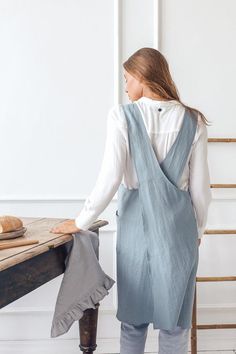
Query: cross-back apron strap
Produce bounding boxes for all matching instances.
[121,103,161,184]
[160,109,198,187]
[121,103,198,186]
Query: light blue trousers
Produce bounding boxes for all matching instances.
[120,321,190,354]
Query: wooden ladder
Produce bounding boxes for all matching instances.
[191,138,236,354]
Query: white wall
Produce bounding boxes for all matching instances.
[0,0,236,352]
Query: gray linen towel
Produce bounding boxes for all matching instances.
[50,229,115,337]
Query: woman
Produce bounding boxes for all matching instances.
[51,47,212,354]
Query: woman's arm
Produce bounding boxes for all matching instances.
[75,105,126,230]
[188,116,212,239]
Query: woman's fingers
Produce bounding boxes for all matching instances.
[49,220,80,234]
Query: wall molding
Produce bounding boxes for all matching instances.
[0,196,118,202]
[1,303,236,314]
[0,192,235,201]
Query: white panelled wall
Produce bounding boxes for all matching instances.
[0,0,236,353]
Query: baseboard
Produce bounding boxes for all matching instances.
[0,334,236,353]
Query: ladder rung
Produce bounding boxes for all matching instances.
[196,276,236,282]
[210,184,236,188]
[204,229,236,234]
[196,323,236,329]
[208,138,236,142]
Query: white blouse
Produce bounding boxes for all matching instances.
[75,96,212,238]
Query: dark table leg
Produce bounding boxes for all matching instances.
[78,303,100,353]
[78,227,100,354]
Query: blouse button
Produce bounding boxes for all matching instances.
[158,108,162,112]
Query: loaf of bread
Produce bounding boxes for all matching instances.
[0,216,23,233]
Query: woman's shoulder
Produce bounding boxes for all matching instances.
[107,103,128,130]
[192,112,208,145]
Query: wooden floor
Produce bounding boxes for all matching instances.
[111,351,236,354]
[139,352,236,354]
[110,350,236,354]
[109,352,236,354]
[191,352,235,354]
[143,352,236,354]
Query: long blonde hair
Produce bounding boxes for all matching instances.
[123,47,212,126]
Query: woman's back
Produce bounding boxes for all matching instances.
[75,96,212,239]
[115,96,203,191]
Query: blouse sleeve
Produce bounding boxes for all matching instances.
[75,105,126,230]
[188,116,212,239]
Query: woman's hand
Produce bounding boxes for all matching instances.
[50,219,81,234]
[198,238,201,246]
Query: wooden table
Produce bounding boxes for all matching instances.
[0,217,108,354]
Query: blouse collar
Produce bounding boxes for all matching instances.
[137,96,180,106]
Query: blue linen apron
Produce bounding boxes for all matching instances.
[115,102,199,330]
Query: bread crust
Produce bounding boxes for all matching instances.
[0,216,23,233]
